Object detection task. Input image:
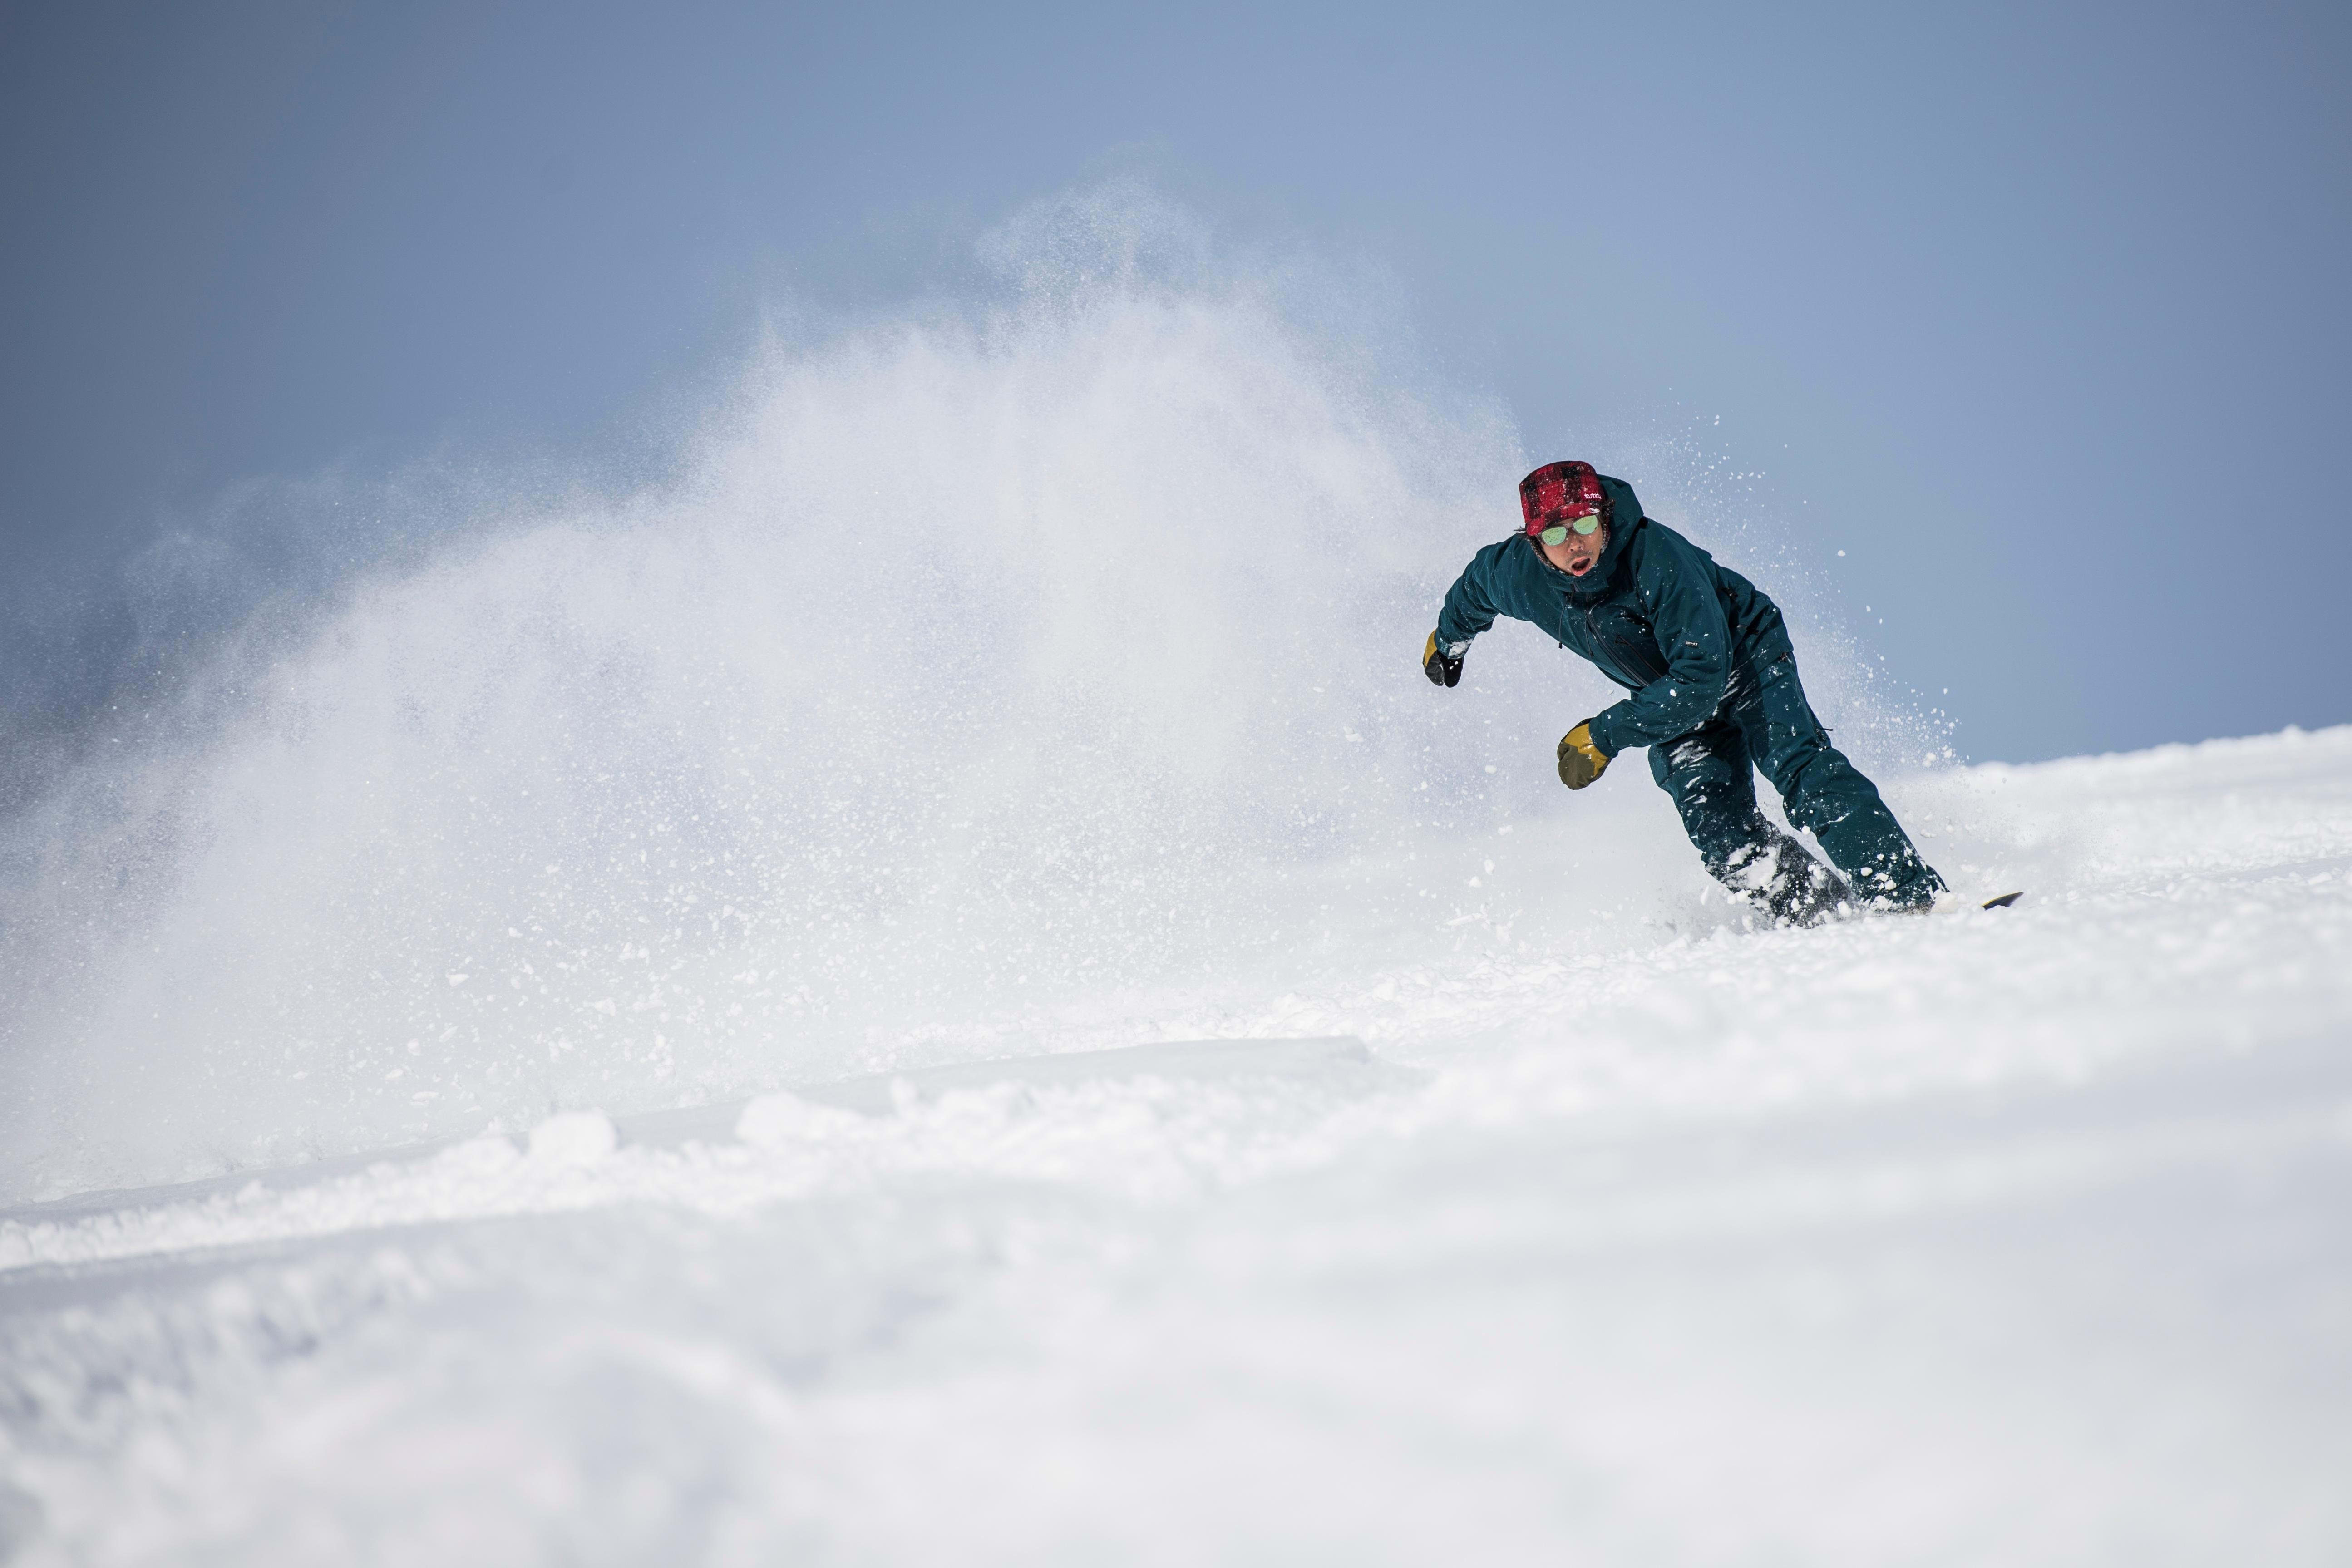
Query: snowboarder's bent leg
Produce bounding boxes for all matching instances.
[1647,721,1846,925]
[1746,655,1945,908]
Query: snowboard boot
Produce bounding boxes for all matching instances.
[1717,828,1851,928]
[1847,859,1948,914]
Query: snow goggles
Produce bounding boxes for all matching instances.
[1537,515,1600,545]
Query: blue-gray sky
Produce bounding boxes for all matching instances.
[4,0,2347,768]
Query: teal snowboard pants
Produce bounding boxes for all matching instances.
[1646,653,1944,917]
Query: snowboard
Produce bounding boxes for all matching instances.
[1895,889,2023,918]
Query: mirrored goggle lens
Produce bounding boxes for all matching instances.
[1538,515,1600,546]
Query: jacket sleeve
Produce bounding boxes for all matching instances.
[1434,541,1509,648]
[1584,530,1733,755]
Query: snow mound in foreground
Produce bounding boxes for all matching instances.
[3,724,2349,1565]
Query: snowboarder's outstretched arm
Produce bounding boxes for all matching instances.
[1425,540,1513,684]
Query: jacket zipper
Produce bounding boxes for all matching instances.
[1581,602,1667,687]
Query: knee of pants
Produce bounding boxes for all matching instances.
[1650,735,1742,798]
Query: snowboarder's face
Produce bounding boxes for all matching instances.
[1539,518,1607,577]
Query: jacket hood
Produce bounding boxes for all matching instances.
[1528,474,1644,601]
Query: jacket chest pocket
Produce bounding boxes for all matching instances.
[1581,603,1669,686]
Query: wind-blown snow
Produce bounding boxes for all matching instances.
[0,188,1934,1208]
[4,725,2349,1565]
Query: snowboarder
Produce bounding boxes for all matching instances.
[1424,460,1946,923]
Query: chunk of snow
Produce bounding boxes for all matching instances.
[527,1109,616,1167]
[434,1131,521,1176]
[735,1093,867,1149]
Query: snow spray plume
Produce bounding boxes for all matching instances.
[0,187,1944,1201]
[0,189,1529,1198]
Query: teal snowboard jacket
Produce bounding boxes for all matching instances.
[1434,475,1795,758]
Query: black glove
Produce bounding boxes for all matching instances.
[1423,631,1464,688]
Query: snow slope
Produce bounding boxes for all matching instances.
[4,725,2349,1566]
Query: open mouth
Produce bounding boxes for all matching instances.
[1568,557,1594,575]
